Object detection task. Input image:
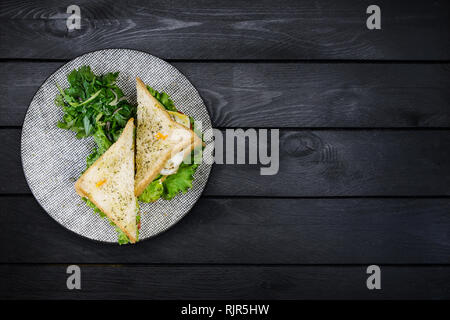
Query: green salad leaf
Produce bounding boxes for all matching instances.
[115,225,131,245]
[146,85,177,111]
[138,177,164,202]
[162,162,199,200]
[93,126,113,154]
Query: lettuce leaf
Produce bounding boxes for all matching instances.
[138,178,164,202]
[83,197,106,218]
[93,126,112,154]
[146,85,177,111]
[139,161,199,203]
[162,163,198,200]
[115,226,131,245]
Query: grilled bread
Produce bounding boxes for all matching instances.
[75,118,138,243]
[135,78,202,197]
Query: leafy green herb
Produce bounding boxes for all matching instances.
[85,151,99,169]
[56,65,135,171]
[93,126,112,153]
[83,127,113,170]
[56,65,136,142]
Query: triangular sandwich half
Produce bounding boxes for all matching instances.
[135,78,202,197]
[75,118,138,243]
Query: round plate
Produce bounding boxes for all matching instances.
[21,49,212,243]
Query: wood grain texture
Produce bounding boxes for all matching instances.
[4,128,450,196]
[1,264,449,299]
[1,62,450,127]
[1,196,449,264]
[0,0,448,60]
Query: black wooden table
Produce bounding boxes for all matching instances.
[0,0,449,300]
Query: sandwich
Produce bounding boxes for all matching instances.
[75,118,139,243]
[135,78,203,202]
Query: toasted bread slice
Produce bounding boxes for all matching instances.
[75,118,138,243]
[135,78,202,196]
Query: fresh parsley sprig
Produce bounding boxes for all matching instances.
[56,66,136,142]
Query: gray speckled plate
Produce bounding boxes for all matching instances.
[21,49,212,243]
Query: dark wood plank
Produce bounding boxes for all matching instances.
[0,0,448,60]
[0,129,28,194]
[1,264,449,299]
[3,128,450,196]
[1,62,450,127]
[1,196,449,263]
